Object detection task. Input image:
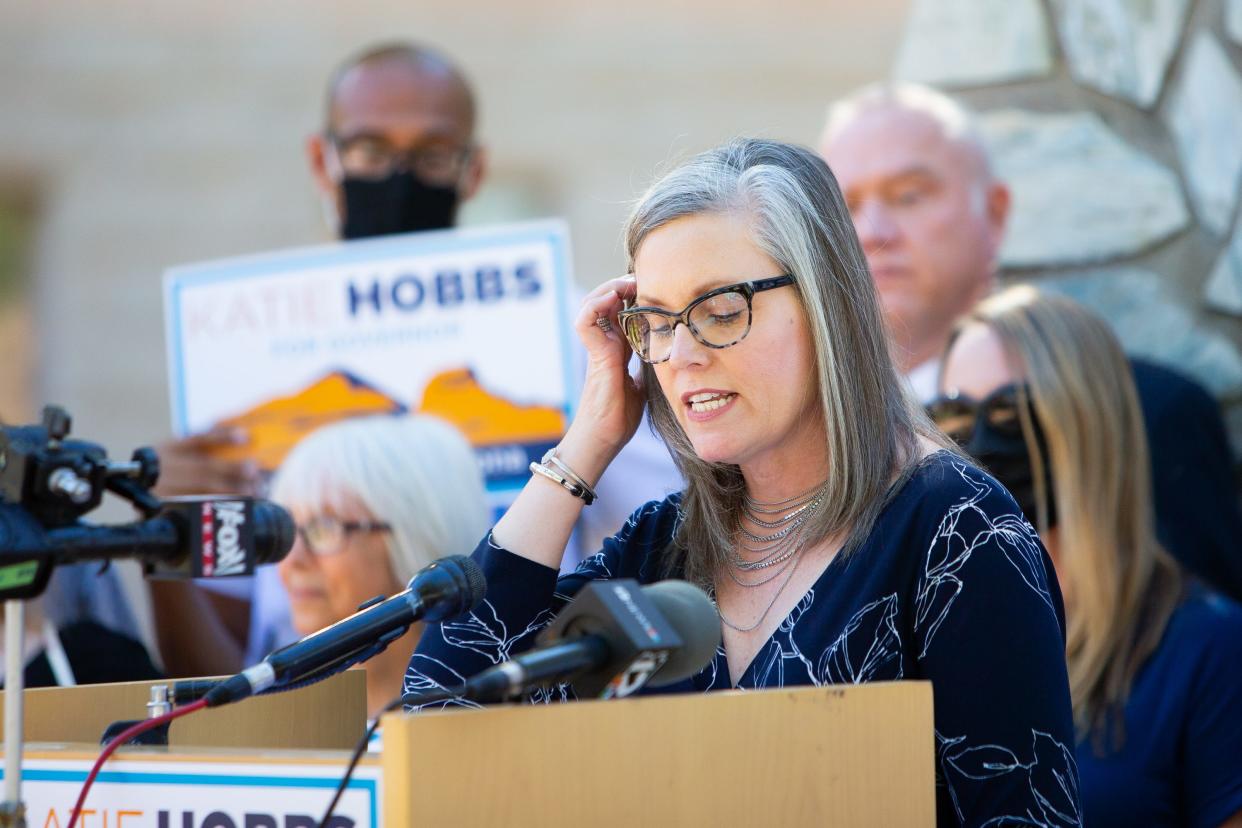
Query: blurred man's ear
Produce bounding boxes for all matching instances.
[986,180,1011,237]
[459,145,488,202]
[306,133,336,198]
[307,133,343,236]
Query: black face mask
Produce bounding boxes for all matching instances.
[928,383,1058,529]
[339,170,458,240]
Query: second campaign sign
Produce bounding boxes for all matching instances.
[164,219,577,512]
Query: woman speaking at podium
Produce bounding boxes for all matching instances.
[408,139,1081,826]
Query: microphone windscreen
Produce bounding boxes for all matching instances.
[252,501,296,565]
[450,554,488,609]
[415,554,487,619]
[642,580,721,686]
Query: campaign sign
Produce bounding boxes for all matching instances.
[1,754,381,827]
[164,220,577,512]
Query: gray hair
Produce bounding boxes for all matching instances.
[270,415,489,583]
[820,82,994,181]
[625,138,943,586]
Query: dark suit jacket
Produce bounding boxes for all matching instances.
[1132,359,1242,602]
[11,620,163,689]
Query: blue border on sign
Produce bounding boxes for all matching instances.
[164,219,576,438]
[2,767,379,826]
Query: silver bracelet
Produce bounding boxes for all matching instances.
[529,448,597,505]
[545,452,594,494]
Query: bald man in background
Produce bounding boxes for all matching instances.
[819,85,1008,402]
[820,83,1242,601]
[151,43,491,675]
[307,43,486,240]
[158,43,487,499]
[159,44,487,500]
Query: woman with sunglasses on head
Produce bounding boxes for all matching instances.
[934,286,1242,828]
[410,139,1080,825]
[272,414,489,720]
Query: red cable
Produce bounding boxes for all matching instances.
[66,698,209,828]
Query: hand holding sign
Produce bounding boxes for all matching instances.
[155,428,262,497]
[164,220,576,516]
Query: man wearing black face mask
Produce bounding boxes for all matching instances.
[156,43,487,503]
[306,42,486,240]
[149,42,489,676]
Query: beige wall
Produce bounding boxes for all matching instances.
[0,1,909,639]
[0,0,909,455]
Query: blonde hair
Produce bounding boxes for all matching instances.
[962,286,1182,747]
[270,415,489,584]
[624,138,946,586]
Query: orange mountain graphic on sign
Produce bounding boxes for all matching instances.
[418,367,565,446]
[207,370,404,471]
[204,367,565,471]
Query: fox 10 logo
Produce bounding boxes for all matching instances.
[197,500,252,578]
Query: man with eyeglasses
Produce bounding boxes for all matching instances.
[306,42,485,240]
[150,43,489,675]
[157,42,486,504]
[818,82,1242,602]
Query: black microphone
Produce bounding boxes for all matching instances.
[0,408,297,600]
[460,579,720,703]
[0,497,295,600]
[145,497,295,579]
[205,554,486,707]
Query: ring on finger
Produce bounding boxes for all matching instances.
[595,315,613,332]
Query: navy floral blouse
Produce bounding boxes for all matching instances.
[407,452,1082,826]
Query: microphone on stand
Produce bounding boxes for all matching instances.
[458,579,720,704]
[205,554,486,707]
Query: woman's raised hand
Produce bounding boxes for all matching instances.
[484,277,644,570]
[562,275,646,476]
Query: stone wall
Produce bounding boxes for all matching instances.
[896,0,1242,458]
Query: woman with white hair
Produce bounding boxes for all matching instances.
[409,138,1080,825]
[272,414,488,718]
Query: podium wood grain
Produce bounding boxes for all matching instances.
[382,682,935,826]
[1,669,366,749]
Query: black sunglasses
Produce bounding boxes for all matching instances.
[927,383,1028,446]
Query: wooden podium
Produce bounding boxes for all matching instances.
[2,671,375,827]
[5,679,934,826]
[0,670,366,749]
[382,681,935,826]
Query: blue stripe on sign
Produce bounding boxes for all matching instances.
[480,441,560,487]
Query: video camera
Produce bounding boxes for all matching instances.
[0,406,295,601]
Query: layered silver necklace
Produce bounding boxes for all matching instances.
[718,480,828,633]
